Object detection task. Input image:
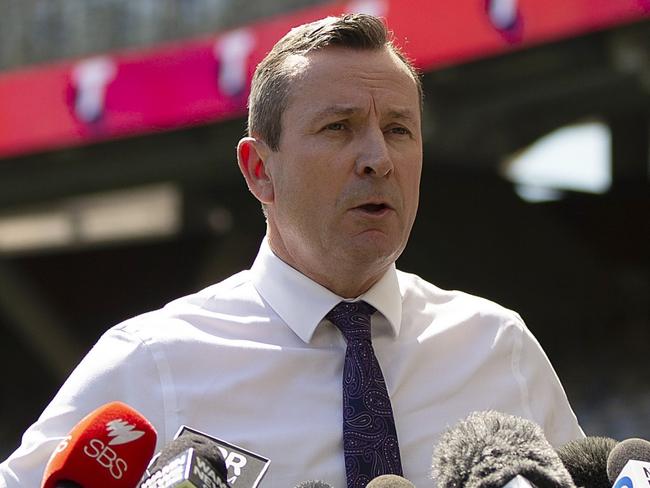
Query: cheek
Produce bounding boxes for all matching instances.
[409,168,422,196]
[278,173,333,226]
[407,157,423,189]
[396,167,421,224]
[287,163,345,206]
[396,158,422,190]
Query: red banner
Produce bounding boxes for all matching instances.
[0,0,648,159]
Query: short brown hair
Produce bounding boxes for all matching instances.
[247,13,422,151]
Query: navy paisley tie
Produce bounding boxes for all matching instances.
[326,301,403,488]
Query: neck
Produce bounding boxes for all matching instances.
[266,234,388,298]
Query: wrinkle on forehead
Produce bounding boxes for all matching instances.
[283,48,420,125]
[307,47,415,82]
[283,47,418,104]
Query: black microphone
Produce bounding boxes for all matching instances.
[366,474,416,488]
[556,436,618,488]
[431,410,576,488]
[140,432,229,488]
[606,438,650,486]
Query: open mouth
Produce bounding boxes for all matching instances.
[357,203,390,213]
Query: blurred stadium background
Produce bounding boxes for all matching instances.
[1,0,649,460]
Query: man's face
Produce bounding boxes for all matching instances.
[259,46,422,294]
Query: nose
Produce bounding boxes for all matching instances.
[354,128,393,178]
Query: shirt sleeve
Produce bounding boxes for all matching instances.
[0,325,167,488]
[509,313,585,447]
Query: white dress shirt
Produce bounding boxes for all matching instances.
[0,238,583,488]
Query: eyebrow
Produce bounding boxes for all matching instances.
[386,109,418,124]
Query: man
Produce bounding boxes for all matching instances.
[0,14,583,488]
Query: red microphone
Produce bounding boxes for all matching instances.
[41,401,157,488]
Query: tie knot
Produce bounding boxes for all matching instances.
[326,301,376,342]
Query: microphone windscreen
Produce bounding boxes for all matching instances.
[366,474,416,488]
[556,436,617,488]
[140,433,229,488]
[606,438,650,484]
[150,432,226,477]
[431,410,576,488]
[41,401,157,488]
[294,481,334,488]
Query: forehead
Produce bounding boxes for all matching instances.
[283,47,420,118]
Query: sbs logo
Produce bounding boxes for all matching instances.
[106,418,145,445]
[82,418,145,479]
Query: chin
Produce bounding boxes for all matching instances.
[346,238,403,268]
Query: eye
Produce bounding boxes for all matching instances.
[325,122,346,131]
[387,125,411,136]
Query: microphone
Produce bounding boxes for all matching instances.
[556,436,618,488]
[366,474,416,488]
[606,438,650,487]
[41,401,157,488]
[431,410,576,488]
[293,481,334,488]
[139,432,229,488]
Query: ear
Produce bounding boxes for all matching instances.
[237,137,274,204]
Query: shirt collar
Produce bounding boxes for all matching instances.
[250,237,403,343]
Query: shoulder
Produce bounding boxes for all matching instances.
[107,269,266,345]
[397,271,524,327]
[166,269,257,311]
[398,272,530,348]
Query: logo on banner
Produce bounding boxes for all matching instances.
[70,56,117,123]
[485,0,523,43]
[345,0,389,17]
[214,29,256,97]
